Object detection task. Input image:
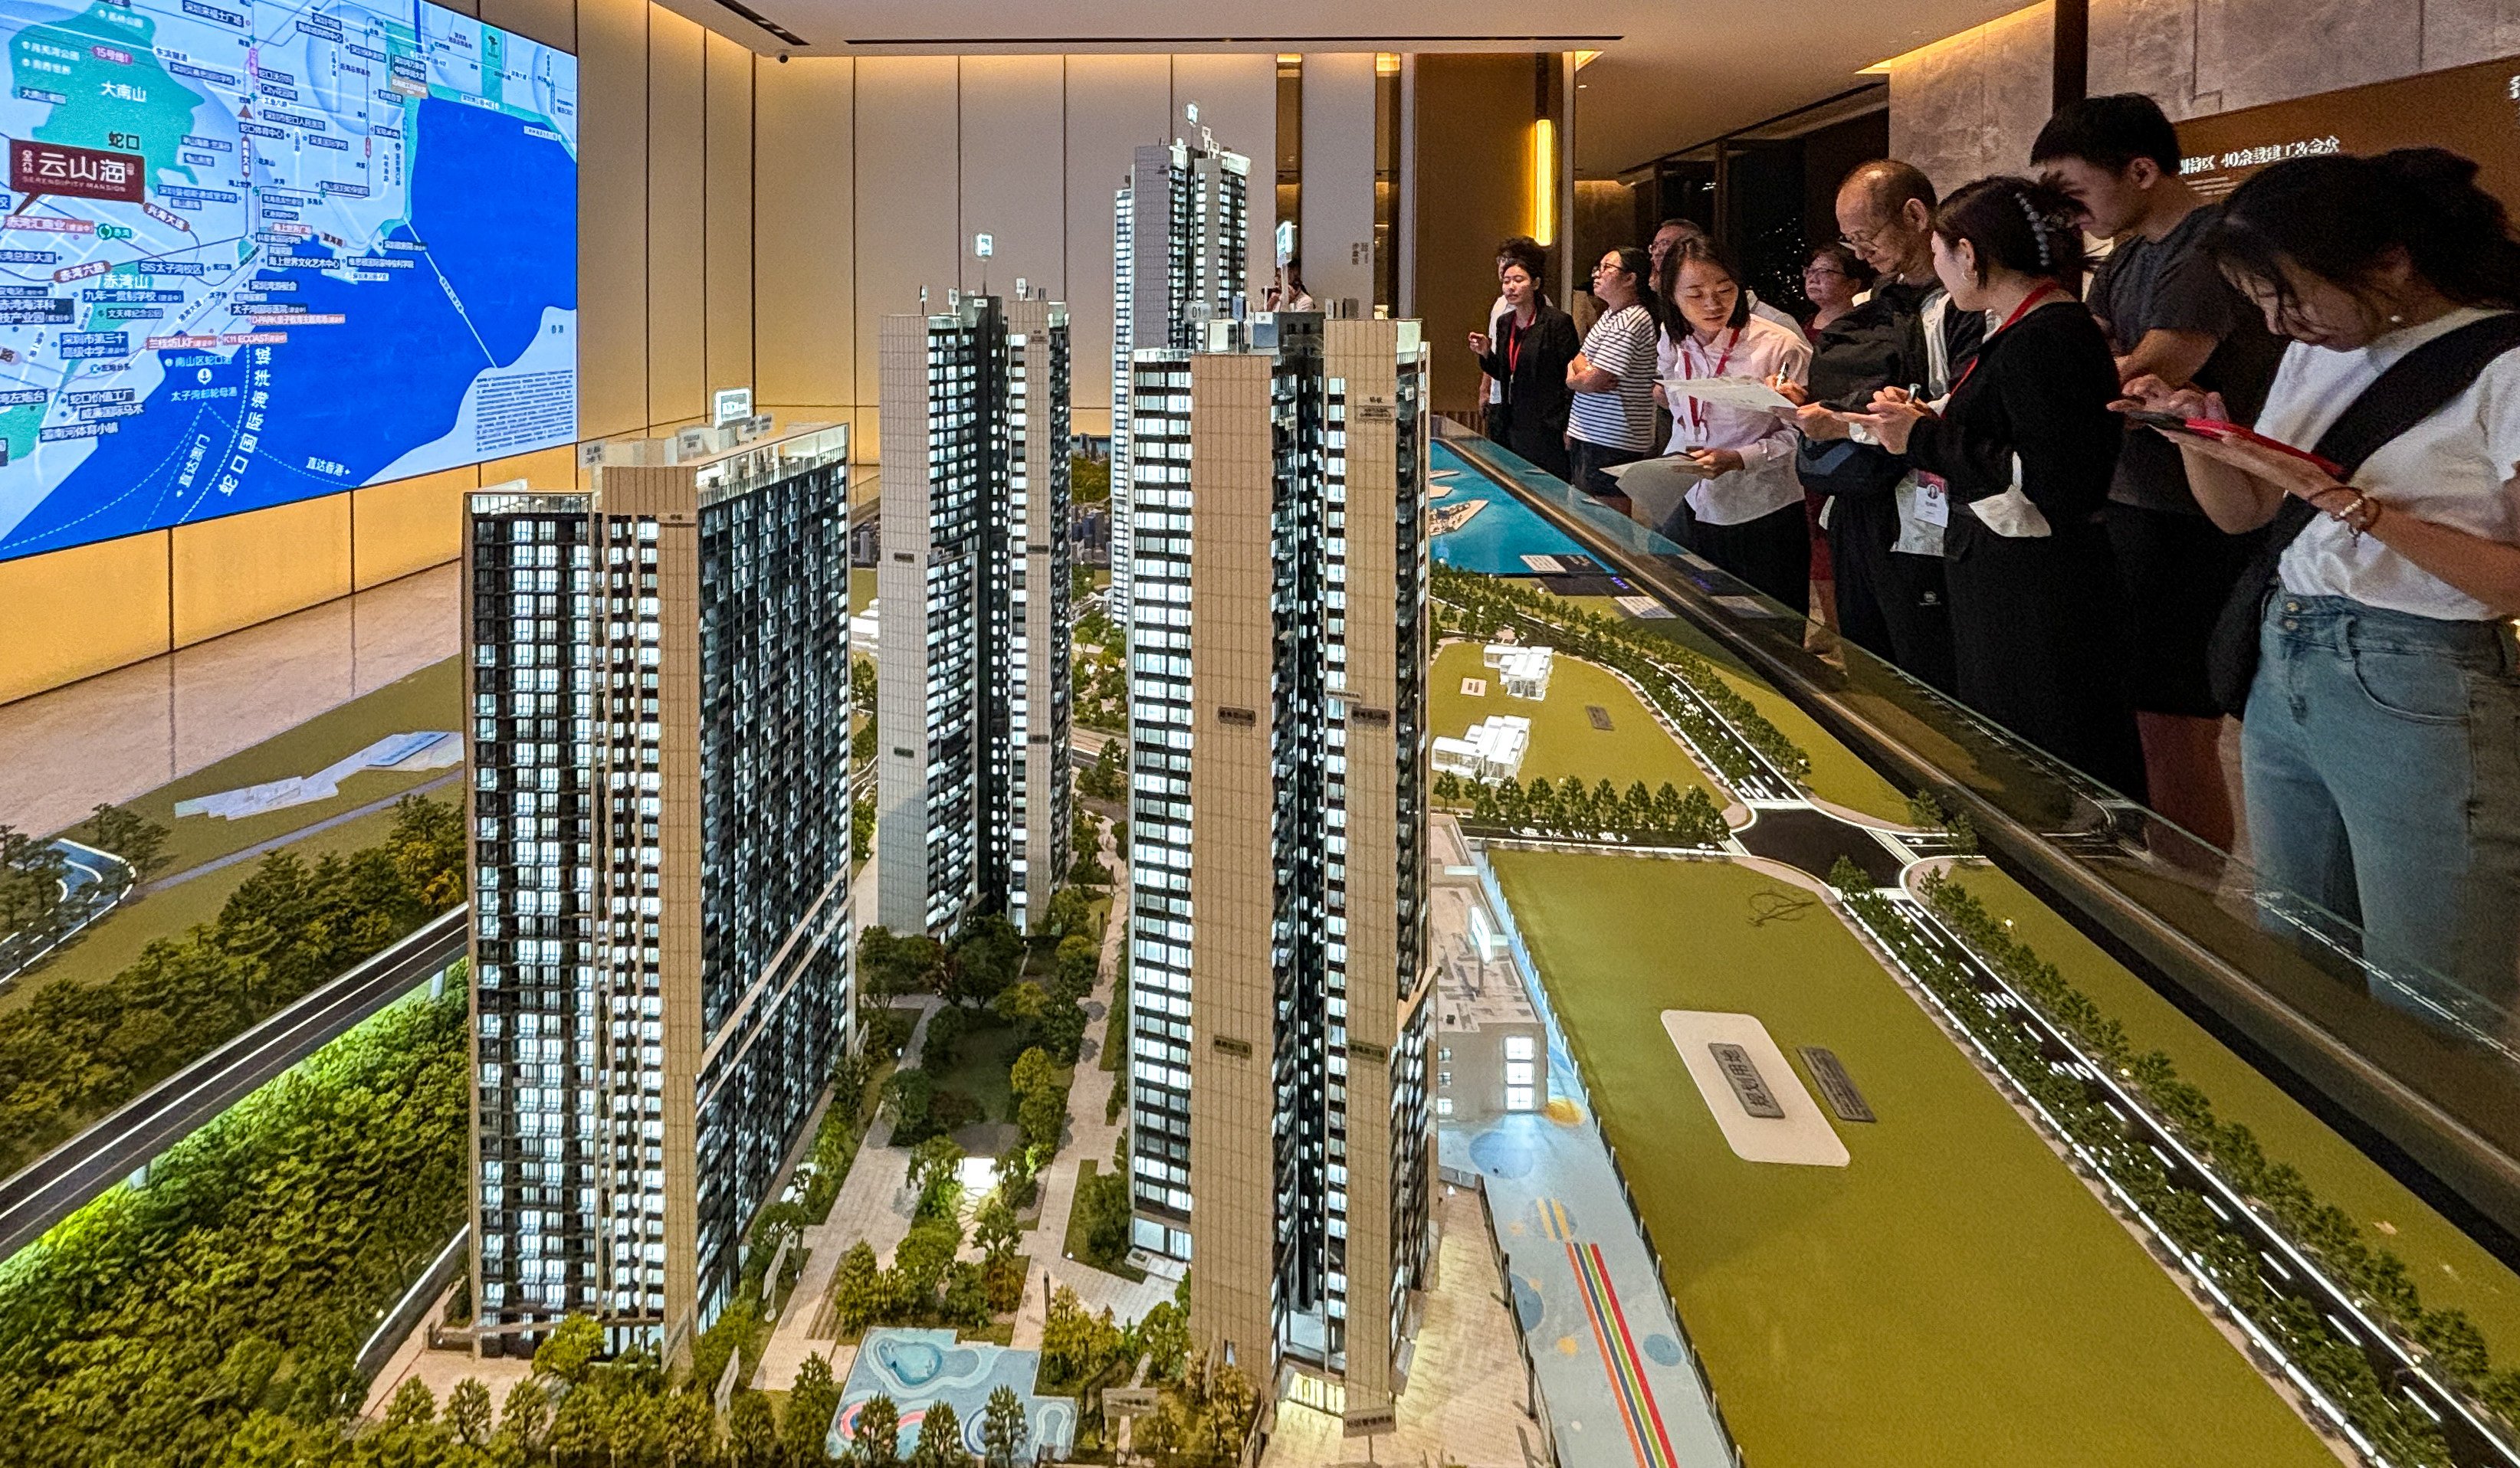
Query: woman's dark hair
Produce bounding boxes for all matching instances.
[1496,236,1547,282]
[1598,245,1665,333]
[2200,148,2520,317]
[1804,241,1876,289]
[1932,175,2085,285]
[1655,237,1751,336]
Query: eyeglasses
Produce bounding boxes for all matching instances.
[1803,265,1849,279]
[1839,224,1889,249]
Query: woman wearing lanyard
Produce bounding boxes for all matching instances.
[2121,149,2520,1012]
[1652,238,1815,613]
[1469,242,1578,479]
[1849,176,2147,801]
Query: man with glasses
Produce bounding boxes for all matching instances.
[1777,159,1982,693]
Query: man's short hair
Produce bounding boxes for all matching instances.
[1839,159,1938,217]
[1654,218,1706,241]
[2031,93,2182,175]
[1495,236,1545,278]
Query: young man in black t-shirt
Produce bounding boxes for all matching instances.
[2036,93,2285,851]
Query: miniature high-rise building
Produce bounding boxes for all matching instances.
[1124,314,1434,1415]
[1109,130,1250,636]
[463,423,855,1360]
[878,293,1072,938]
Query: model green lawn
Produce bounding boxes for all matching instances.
[1490,849,2333,1468]
[1429,641,1722,804]
[1544,592,1911,824]
[1946,865,2520,1359]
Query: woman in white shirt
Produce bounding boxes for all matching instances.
[1651,238,1815,613]
[2123,149,2520,1014]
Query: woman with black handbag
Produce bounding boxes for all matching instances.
[2120,149,2520,1017]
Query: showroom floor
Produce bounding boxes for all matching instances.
[0,564,458,837]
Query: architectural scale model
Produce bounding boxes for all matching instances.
[461,423,856,1358]
[1123,312,1436,1420]
[1109,123,1250,637]
[876,291,1075,937]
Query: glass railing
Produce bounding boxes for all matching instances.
[1423,419,2520,1468]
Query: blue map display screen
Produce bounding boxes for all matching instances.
[0,0,576,562]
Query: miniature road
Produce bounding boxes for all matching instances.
[0,905,466,1260]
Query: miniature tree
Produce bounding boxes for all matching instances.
[851,1394,902,1468]
[914,1403,969,1468]
[980,1386,1029,1468]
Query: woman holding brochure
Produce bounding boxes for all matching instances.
[1651,239,1815,614]
[1840,176,2147,801]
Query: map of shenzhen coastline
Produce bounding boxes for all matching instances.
[0,0,577,562]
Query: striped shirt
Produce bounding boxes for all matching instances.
[1569,304,1659,452]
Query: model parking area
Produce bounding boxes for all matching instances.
[1488,848,2335,1468]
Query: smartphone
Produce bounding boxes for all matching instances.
[2121,408,2214,437]
[2122,409,2343,476]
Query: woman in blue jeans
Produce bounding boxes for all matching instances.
[2125,149,2520,1016]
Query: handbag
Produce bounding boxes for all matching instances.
[2204,312,2520,715]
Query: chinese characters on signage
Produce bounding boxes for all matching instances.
[8,139,144,204]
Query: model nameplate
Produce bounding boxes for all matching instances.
[1586,704,1613,730]
[1708,1042,1785,1119]
[1349,1040,1388,1063]
[1799,1046,1875,1122]
[1212,1035,1252,1057]
[1216,705,1257,728]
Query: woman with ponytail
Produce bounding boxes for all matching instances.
[1842,175,2147,800]
[2118,148,2520,1014]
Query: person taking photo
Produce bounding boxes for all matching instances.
[2120,148,2520,1014]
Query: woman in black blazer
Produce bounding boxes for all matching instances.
[1472,246,1580,480]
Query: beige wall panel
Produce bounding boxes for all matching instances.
[852,56,963,456]
[1061,54,1172,419]
[577,0,649,440]
[0,533,170,704]
[754,57,856,415]
[477,0,572,49]
[955,55,1064,300]
[705,35,756,401]
[647,9,708,427]
[1167,52,1278,306]
[480,444,578,490]
[1300,52,1378,310]
[1413,55,1535,415]
[172,496,351,647]
[352,467,472,589]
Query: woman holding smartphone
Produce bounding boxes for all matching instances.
[2120,149,2520,1013]
[1847,176,2147,801]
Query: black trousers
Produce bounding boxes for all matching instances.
[1944,515,2149,803]
[2104,500,2265,719]
[1676,498,1811,618]
[1567,438,1644,509]
[1829,492,1957,694]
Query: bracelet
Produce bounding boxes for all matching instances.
[2328,490,2384,540]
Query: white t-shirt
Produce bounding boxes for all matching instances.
[1744,291,1810,345]
[1485,293,1512,403]
[2254,306,2520,620]
[1569,304,1660,454]
[1657,316,1812,525]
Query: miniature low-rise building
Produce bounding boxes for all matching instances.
[1432,714,1531,783]
[1432,896,1548,1120]
[1483,642,1554,700]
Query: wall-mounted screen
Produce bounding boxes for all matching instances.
[0,0,576,563]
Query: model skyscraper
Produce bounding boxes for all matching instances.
[463,424,855,1359]
[877,291,1073,938]
[1123,314,1435,1414]
[1109,126,1250,634]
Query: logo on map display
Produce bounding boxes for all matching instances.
[9,139,144,204]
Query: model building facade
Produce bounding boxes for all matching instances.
[1124,313,1435,1414]
[1109,132,1250,634]
[878,293,1072,937]
[463,424,855,1359]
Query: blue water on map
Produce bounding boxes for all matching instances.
[1428,440,1586,575]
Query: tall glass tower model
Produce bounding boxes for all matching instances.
[1110,126,1249,635]
[878,293,1073,937]
[462,424,855,1360]
[1124,314,1435,1416]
